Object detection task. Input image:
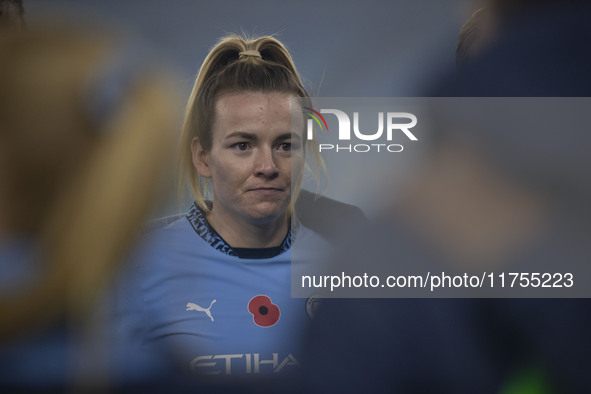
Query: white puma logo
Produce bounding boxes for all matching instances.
[186,299,216,322]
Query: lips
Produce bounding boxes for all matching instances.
[249,186,284,192]
[248,188,285,198]
[247,186,287,195]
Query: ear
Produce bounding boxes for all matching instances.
[191,137,211,178]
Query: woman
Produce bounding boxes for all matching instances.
[119,34,331,378]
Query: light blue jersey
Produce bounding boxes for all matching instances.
[118,203,325,376]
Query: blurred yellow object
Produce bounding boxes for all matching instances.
[0,22,179,341]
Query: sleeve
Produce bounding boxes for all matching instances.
[106,240,174,384]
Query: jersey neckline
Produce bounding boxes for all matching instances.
[185,202,295,259]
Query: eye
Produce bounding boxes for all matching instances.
[278,142,291,151]
[234,142,249,151]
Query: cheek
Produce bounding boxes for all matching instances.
[288,152,305,177]
[276,155,299,177]
[208,155,248,188]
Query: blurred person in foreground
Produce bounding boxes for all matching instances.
[0,21,178,390]
[301,1,591,393]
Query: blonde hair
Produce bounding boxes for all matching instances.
[178,34,325,213]
[0,24,178,339]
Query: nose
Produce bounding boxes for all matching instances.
[254,147,278,178]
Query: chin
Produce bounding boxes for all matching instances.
[247,203,290,225]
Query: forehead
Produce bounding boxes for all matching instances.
[213,91,301,136]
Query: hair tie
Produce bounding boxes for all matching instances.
[239,50,262,59]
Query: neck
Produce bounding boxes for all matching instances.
[206,208,289,249]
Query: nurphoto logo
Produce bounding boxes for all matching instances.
[303,107,418,153]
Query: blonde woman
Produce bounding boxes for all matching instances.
[117,35,364,378]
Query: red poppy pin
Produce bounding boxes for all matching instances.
[248,295,280,327]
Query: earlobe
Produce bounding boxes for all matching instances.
[191,137,211,178]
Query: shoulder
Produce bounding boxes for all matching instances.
[142,214,185,234]
[295,190,368,243]
[296,189,366,219]
[128,215,204,273]
[143,210,204,241]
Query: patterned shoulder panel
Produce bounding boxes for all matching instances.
[185,203,296,258]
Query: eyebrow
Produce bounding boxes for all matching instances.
[276,132,299,142]
[224,131,300,142]
[224,131,257,141]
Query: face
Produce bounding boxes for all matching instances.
[192,91,304,227]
